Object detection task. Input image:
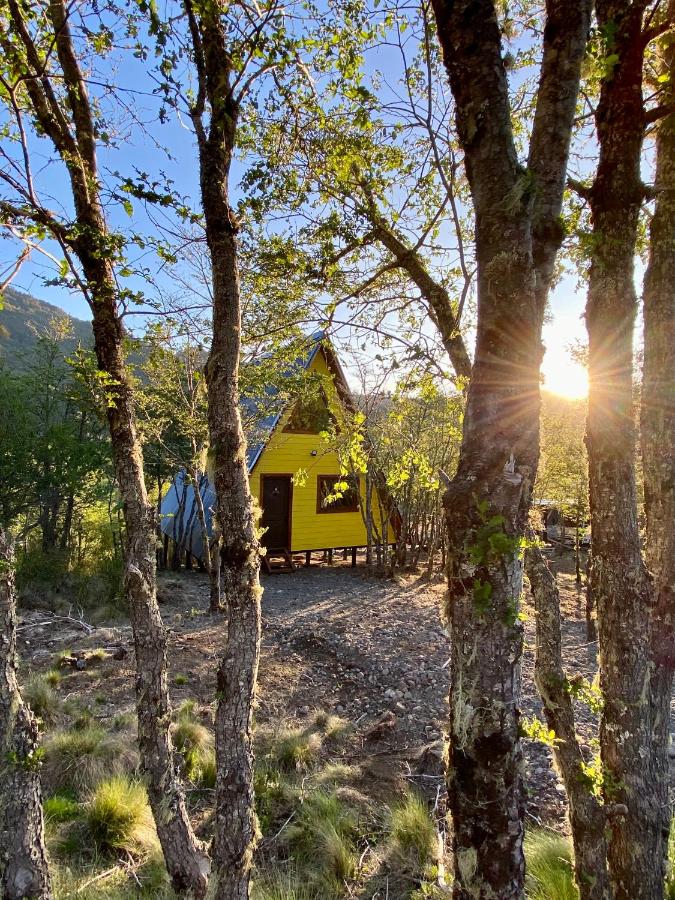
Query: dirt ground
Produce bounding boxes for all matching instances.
[18,547,643,836]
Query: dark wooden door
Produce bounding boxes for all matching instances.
[261,475,292,549]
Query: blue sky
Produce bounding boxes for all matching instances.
[1,4,598,398]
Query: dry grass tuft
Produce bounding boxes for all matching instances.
[43,724,139,796]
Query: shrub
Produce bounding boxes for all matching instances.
[43,724,139,796]
[84,776,155,856]
[390,791,438,876]
[23,673,60,724]
[174,674,188,686]
[524,830,576,900]
[16,548,69,593]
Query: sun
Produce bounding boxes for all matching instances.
[542,350,588,400]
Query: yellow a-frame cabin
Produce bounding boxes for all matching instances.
[160,333,398,572]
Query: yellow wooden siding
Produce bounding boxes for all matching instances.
[250,349,395,551]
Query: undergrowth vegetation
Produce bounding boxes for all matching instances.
[524,831,576,900]
[26,672,656,900]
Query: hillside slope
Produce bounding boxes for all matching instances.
[0,286,92,370]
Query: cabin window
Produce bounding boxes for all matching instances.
[283,391,334,434]
[317,475,360,513]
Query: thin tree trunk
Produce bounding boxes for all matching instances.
[525,540,610,899]
[209,526,222,613]
[191,469,212,576]
[0,531,52,900]
[3,1,210,892]
[59,491,75,553]
[186,5,263,895]
[640,13,675,889]
[156,472,165,569]
[584,4,664,896]
[365,471,374,569]
[429,1,591,893]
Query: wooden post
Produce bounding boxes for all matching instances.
[185,550,193,571]
[327,549,333,565]
[351,547,357,568]
[342,548,348,560]
[162,533,169,569]
[305,551,311,568]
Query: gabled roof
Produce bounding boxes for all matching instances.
[159,331,347,559]
[242,329,327,472]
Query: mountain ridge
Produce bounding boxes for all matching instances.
[0,286,92,370]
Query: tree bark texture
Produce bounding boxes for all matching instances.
[430,1,591,895]
[524,541,610,900]
[187,3,263,896]
[0,531,53,900]
[2,2,210,893]
[640,7,675,890]
[585,3,669,896]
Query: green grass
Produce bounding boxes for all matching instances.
[43,724,139,796]
[312,762,361,786]
[23,673,60,724]
[273,728,322,772]
[83,776,155,856]
[51,850,174,898]
[524,830,577,900]
[45,669,62,687]
[252,867,316,900]
[44,793,80,823]
[254,766,301,833]
[171,700,215,787]
[174,673,188,686]
[390,791,439,877]
[313,711,348,740]
[282,790,360,894]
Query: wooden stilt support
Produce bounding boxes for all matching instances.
[351,547,357,568]
[305,551,311,568]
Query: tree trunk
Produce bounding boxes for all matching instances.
[584,4,664,896]
[2,1,211,892]
[203,194,262,900]
[191,469,212,577]
[83,274,209,896]
[209,521,222,613]
[525,540,610,899]
[640,13,675,890]
[429,1,591,894]
[0,531,52,900]
[59,491,75,553]
[187,6,263,894]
